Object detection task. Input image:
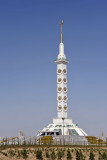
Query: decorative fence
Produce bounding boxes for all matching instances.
[0,136,107,146]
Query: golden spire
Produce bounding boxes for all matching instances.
[59,20,63,43]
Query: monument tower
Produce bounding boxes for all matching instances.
[38,21,88,139]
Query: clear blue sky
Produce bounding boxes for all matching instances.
[0,0,107,137]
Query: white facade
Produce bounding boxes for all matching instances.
[55,42,69,118]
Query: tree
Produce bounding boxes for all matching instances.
[36,150,43,160]
[21,149,28,159]
[89,151,95,160]
[100,152,107,160]
[76,150,85,160]
[8,149,15,157]
[51,149,56,160]
[67,148,72,160]
[57,150,63,159]
[46,150,50,158]
[76,150,80,160]
[98,151,102,160]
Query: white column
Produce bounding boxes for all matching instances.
[57,63,68,118]
[55,43,68,119]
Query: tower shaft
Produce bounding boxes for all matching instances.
[55,21,69,119]
[57,62,68,118]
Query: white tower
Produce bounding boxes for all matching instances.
[38,21,88,139]
[55,20,69,118]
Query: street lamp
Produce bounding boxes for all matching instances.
[38,131,41,145]
[62,117,65,145]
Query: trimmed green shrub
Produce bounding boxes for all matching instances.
[57,150,63,159]
[62,149,65,157]
[89,151,95,160]
[36,149,43,160]
[76,150,80,160]
[79,150,85,160]
[8,149,15,157]
[21,149,28,159]
[99,152,107,160]
[67,148,72,160]
[46,150,50,158]
[51,149,56,160]
[76,150,85,160]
